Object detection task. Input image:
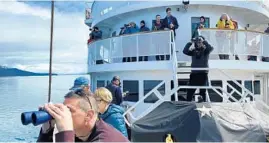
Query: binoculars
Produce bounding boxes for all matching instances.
[21,110,52,126]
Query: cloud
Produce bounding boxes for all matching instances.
[0,1,89,74]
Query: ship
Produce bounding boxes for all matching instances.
[85,1,269,142]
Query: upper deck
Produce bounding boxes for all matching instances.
[85,1,269,27]
[87,28,269,73]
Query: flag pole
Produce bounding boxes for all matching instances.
[48,0,54,102]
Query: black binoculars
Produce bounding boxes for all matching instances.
[21,110,52,126]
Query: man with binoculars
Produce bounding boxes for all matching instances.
[36,90,129,142]
[183,36,214,102]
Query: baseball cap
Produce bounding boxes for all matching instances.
[70,77,90,91]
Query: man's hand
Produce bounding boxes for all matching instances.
[189,44,195,51]
[44,103,73,132]
[170,23,174,28]
[39,105,56,133]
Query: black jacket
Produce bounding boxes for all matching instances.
[183,40,214,73]
[106,83,123,105]
[162,15,179,36]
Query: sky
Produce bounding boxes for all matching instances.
[0,1,91,74]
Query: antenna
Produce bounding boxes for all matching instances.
[48,0,54,102]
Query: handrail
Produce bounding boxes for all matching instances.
[88,30,173,46]
[201,28,268,35]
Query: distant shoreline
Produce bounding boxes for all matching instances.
[0,66,57,77]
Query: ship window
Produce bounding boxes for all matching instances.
[227,80,242,102]
[97,80,105,88]
[123,80,139,102]
[144,80,165,103]
[191,17,210,37]
[244,80,254,101]
[254,80,261,94]
[208,80,223,102]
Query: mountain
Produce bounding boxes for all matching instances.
[0,66,57,77]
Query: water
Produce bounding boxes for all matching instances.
[0,75,89,142]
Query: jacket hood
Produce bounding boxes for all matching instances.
[100,104,124,120]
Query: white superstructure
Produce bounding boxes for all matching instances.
[85,1,269,125]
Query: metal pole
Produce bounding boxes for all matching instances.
[48,0,54,102]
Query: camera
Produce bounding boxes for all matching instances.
[21,110,52,126]
[192,36,204,43]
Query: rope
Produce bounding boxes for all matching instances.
[48,0,54,102]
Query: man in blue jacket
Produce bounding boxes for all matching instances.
[106,76,123,105]
[183,36,213,102]
[162,7,179,37]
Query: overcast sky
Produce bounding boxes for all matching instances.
[0,1,90,74]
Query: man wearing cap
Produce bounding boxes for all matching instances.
[70,77,92,95]
[105,76,123,105]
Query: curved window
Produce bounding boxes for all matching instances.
[144,80,165,103]
[123,80,139,102]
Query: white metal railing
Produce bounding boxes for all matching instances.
[178,29,269,62]
[123,67,269,126]
[88,29,269,66]
[88,30,173,65]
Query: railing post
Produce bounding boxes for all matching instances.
[121,36,123,63]
[136,35,139,62]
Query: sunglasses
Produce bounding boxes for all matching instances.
[66,89,93,110]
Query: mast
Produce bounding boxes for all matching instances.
[48,0,54,102]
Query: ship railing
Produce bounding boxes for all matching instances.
[178,28,269,62]
[88,28,269,66]
[123,67,269,126]
[88,30,174,65]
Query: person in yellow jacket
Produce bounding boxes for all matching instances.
[216,13,234,60]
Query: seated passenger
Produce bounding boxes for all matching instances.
[139,20,150,32]
[94,87,128,138]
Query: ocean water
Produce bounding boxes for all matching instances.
[0,75,90,142]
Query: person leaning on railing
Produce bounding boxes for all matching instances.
[216,13,234,60]
[183,36,214,102]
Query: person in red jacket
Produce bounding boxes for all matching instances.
[37,90,129,142]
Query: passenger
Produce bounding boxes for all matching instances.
[162,7,179,37]
[90,26,102,40]
[216,13,234,60]
[192,16,209,39]
[119,24,128,35]
[36,90,129,142]
[139,20,150,32]
[125,22,139,34]
[264,23,269,34]
[152,14,163,31]
[262,24,269,62]
[105,76,123,105]
[230,17,239,60]
[87,35,93,44]
[94,87,128,138]
[69,77,93,96]
[183,36,214,102]
[153,15,166,61]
